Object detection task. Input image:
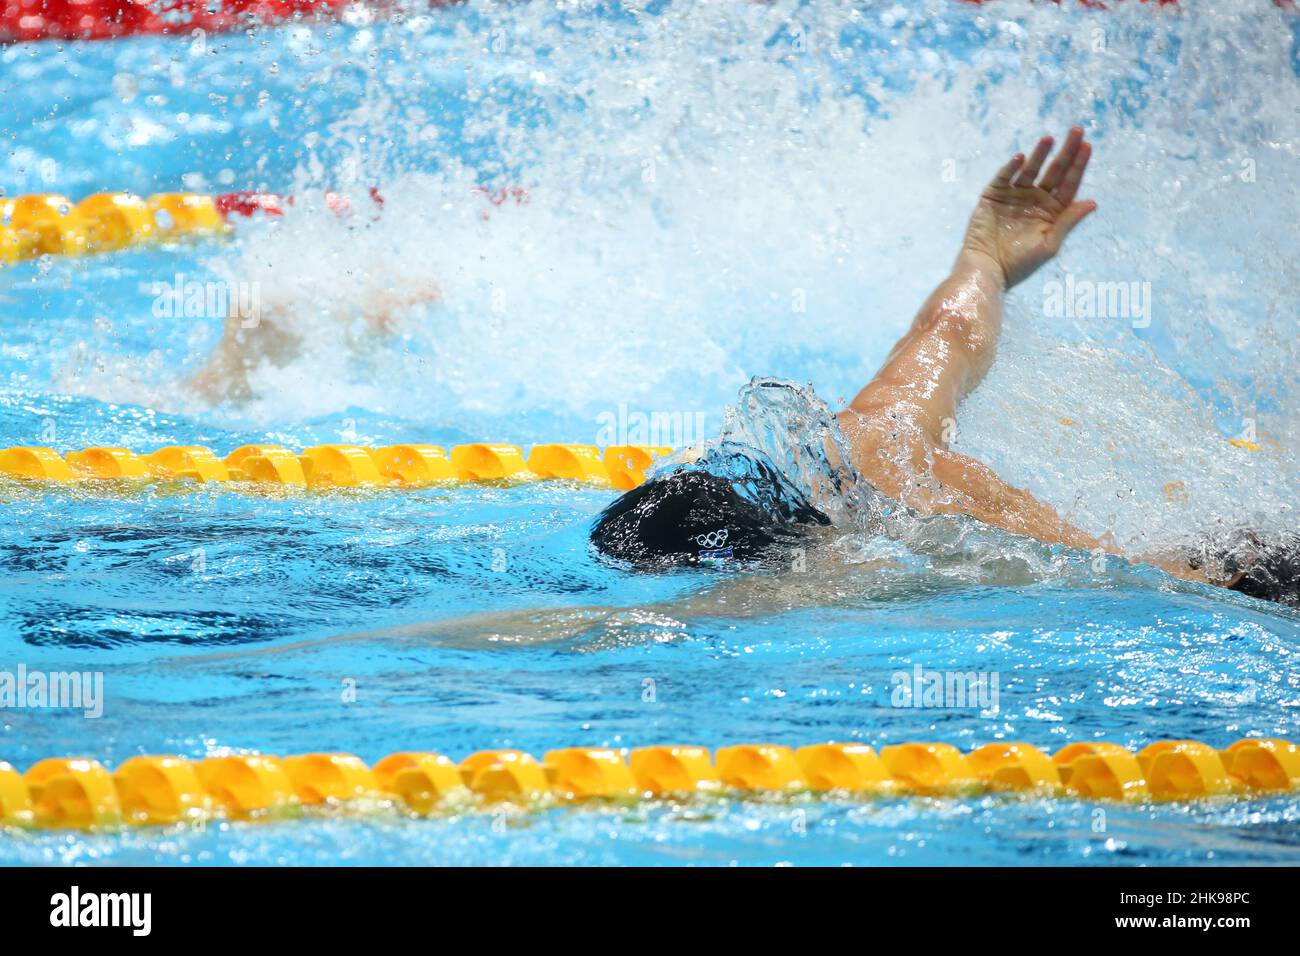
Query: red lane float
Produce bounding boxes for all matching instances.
[213,192,287,220]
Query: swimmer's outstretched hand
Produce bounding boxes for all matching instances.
[960,126,1097,289]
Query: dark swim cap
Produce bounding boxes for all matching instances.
[589,454,830,569]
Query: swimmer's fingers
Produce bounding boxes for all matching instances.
[1052,200,1098,245]
[1037,125,1085,193]
[990,152,1026,189]
[1012,136,1054,187]
[1051,140,1093,206]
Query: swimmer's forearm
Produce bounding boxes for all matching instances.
[883,253,1003,363]
[849,252,1006,437]
[931,447,1101,551]
[940,250,1006,375]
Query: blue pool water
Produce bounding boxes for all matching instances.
[1,1,1298,865]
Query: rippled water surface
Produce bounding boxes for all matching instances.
[1,1,1298,864]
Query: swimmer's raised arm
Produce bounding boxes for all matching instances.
[189,305,302,403]
[842,127,1096,447]
[188,281,441,404]
[835,130,1223,585]
[836,129,1152,558]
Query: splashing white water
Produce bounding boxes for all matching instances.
[63,0,1299,549]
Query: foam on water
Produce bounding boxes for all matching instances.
[232,2,1295,544]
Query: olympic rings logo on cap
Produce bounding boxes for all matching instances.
[694,529,730,549]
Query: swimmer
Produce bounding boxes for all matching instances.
[189,281,440,403]
[592,127,1298,606]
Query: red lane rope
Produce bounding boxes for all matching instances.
[212,186,526,221]
[12,0,1295,46]
[212,189,352,218]
[0,0,455,43]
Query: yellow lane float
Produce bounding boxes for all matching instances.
[1,193,88,256]
[966,742,1061,792]
[371,444,455,484]
[146,446,230,483]
[879,742,977,793]
[459,750,550,802]
[527,444,610,483]
[0,761,34,827]
[147,192,227,237]
[371,753,468,815]
[281,753,378,805]
[0,446,75,481]
[194,756,297,818]
[1222,739,1300,791]
[544,747,638,799]
[604,445,672,490]
[300,444,382,487]
[627,745,720,795]
[450,443,530,481]
[114,756,212,826]
[66,447,150,479]
[795,743,893,793]
[1139,740,1237,799]
[24,757,122,829]
[78,192,157,250]
[715,744,806,791]
[224,444,307,485]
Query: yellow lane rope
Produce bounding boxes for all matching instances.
[0,443,671,491]
[2,739,1296,830]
